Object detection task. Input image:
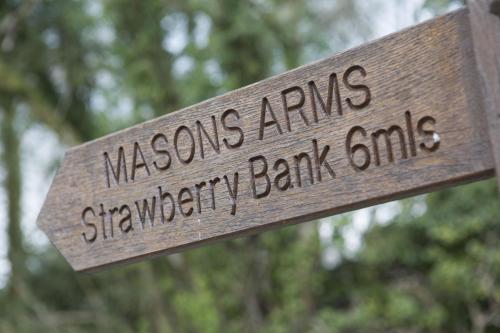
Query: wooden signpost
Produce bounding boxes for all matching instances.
[37,0,500,272]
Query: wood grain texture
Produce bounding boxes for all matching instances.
[468,0,500,188]
[37,9,496,272]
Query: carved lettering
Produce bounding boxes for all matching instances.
[346,126,371,171]
[196,116,220,159]
[158,186,175,223]
[131,142,151,181]
[371,125,408,166]
[119,205,133,233]
[221,109,244,149]
[343,65,371,110]
[81,207,97,244]
[151,133,171,171]
[104,147,128,188]
[135,196,157,229]
[418,116,440,152]
[346,111,440,172]
[308,72,343,122]
[85,64,445,248]
[178,187,194,217]
[258,97,283,140]
[174,126,196,165]
[249,155,271,199]
[273,158,292,191]
[281,86,308,132]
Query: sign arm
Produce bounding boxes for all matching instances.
[37,7,500,272]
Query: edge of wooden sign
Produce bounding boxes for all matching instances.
[467,0,500,188]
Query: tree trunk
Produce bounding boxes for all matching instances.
[1,105,26,299]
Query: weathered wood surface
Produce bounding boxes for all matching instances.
[468,0,500,188]
[37,9,497,272]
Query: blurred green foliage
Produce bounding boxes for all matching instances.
[1,0,498,332]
